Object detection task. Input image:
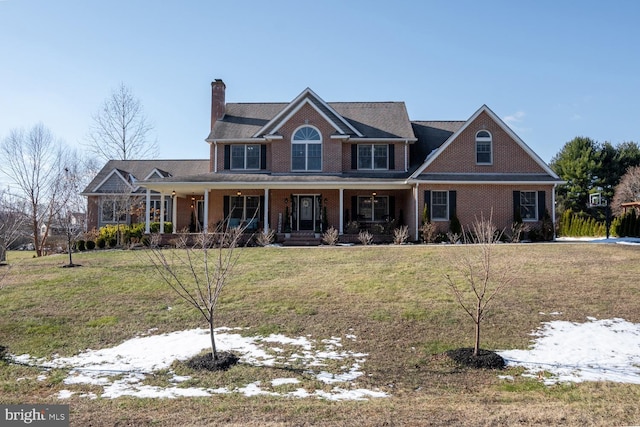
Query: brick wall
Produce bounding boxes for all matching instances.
[427,111,545,174]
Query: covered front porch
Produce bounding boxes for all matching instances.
[139,181,420,240]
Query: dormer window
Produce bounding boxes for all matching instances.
[292,126,322,171]
[476,130,492,164]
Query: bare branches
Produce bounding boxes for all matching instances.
[443,212,519,356]
[87,83,157,161]
[0,124,68,257]
[145,220,251,360]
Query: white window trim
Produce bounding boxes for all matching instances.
[149,200,170,222]
[231,144,261,170]
[520,191,538,222]
[431,191,449,221]
[357,195,389,222]
[100,199,127,224]
[357,144,389,170]
[475,130,493,165]
[291,125,322,171]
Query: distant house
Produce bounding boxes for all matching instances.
[84,79,562,240]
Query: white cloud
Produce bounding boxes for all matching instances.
[503,110,526,125]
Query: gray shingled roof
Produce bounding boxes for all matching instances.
[82,159,209,194]
[208,102,416,141]
[413,173,559,183]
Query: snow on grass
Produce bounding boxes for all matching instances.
[499,317,640,385]
[12,328,388,401]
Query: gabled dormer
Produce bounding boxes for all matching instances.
[411,105,559,179]
[206,80,417,176]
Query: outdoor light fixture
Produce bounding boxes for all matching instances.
[237,191,242,196]
[171,190,176,196]
[372,192,377,197]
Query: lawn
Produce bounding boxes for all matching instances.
[1,243,640,426]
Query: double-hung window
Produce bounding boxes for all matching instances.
[476,130,492,164]
[358,144,388,170]
[101,199,127,223]
[231,144,260,170]
[229,195,260,230]
[357,196,389,222]
[292,126,322,171]
[149,200,170,222]
[520,191,538,221]
[431,191,449,221]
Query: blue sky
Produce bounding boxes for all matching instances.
[1,0,639,169]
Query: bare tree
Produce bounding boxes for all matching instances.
[0,188,27,264]
[612,165,640,216]
[443,213,519,357]
[0,124,67,257]
[57,151,88,267]
[87,83,157,161]
[145,221,251,366]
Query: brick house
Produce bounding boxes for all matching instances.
[83,79,562,241]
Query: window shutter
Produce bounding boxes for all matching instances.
[424,190,431,221]
[537,191,546,220]
[388,144,395,170]
[260,196,265,222]
[389,196,395,221]
[449,190,457,219]
[513,191,520,221]
[260,145,267,170]
[223,196,230,220]
[224,145,230,170]
[352,196,358,219]
[351,145,358,169]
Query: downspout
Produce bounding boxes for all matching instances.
[552,183,557,240]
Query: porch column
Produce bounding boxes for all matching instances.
[172,194,177,234]
[159,193,165,234]
[263,188,270,233]
[414,184,419,241]
[339,188,344,235]
[203,189,209,232]
[145,188,151,234]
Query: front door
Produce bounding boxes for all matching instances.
[298,196,315,230]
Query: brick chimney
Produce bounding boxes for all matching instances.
[211,79,226,130]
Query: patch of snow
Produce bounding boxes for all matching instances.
[556,236,640,245]
[272,378,300,386]
[14,329,387,401]
[500,317,640,385]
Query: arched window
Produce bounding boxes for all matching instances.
[292,126,322,171]
[476,130,492,164]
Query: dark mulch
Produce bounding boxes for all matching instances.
[61,263,82,268]
[445,348,505,369]
[185,351,239,371]
[0,345,7,361]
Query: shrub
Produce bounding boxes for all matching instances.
[420,222,437,243]
[96,237,106,249]
[346,221,360,234]
[108,238,117,248]
[322,227,339,245]
[85,240,96,250]
[256,229,276,246]
[393,226,409,245]
[358,230,373,245]
[449,214,462,235]
[76,240,86,251]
